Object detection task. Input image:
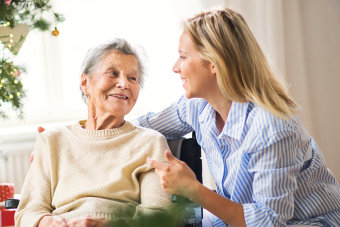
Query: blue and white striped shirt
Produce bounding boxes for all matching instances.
[136,95,340,227]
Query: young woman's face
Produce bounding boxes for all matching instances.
[82,51,140,119]
[172,31,215,99]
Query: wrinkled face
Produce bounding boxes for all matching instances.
[172,31,215,99]
[82,51,140,118]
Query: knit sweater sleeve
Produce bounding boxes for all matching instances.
[127,132,175,226]
[14,133,54,227]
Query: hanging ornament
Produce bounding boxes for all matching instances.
[9,68,21,77]
[52,27,59,36]
[15,69,21,77]
[11,70,17,77]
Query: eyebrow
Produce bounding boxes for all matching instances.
[105,67,139,75]
[128,70,139,75]
[179,50,188,54]
[104,66,117,72]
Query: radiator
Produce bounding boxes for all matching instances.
[0,130,36,194]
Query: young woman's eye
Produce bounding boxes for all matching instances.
[179,56,186,60]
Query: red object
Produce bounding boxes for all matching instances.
[1,208,16,226]
[0,184,14,202]
[3,0,12,6]
[0,184,15,226]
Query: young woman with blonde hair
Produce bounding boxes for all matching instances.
[142,8,340,227]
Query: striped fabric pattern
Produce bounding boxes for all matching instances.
[135,95,340,227]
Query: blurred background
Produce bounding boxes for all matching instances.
[0,0,339,193]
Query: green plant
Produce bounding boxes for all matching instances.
[0,0,64,118]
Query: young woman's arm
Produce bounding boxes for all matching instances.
[147,150,246,227]
[134,95,193,140]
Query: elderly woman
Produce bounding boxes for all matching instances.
[15,39,172,227]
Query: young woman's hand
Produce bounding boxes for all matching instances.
[30,126,45,162]
[147,150,200,200]
[38,215,68,227]
[67,216,110,227]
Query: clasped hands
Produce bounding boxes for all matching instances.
[147,150,200,201]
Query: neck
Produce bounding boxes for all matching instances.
[85,103,125,130]
[205,89,232,133]
[205,90,232,123]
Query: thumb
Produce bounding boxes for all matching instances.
[165,150,178,164]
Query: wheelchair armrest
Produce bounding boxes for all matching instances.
[167,133,202,184]
[5,199,19,209]
[167,132,202,209]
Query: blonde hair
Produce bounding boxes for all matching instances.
[184,8,297,119]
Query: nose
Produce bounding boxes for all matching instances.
[172,60,180,74]
[117,75,129,89]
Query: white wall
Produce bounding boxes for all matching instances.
[1,0,339,186]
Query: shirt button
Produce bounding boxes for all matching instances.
[220,145,224,149]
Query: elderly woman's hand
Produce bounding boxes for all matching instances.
[67,216,110,227]
[38,215,68,227]
[147,150,200,201]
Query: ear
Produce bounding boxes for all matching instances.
[80,74,89,96]
[210,63,216,75]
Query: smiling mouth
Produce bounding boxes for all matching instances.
[109,94,128,99]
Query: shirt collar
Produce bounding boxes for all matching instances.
[198,100,251,140]
[198,100,215,125]
[222,101,250,140]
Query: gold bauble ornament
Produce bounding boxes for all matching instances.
[11,69,17,77]
[52,27,59,36]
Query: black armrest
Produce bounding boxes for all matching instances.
[167,132,202,204]
[167,133,203,226]
[5,198,19,209]
[167,132,202,184]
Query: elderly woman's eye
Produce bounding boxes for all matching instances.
[110,71,118,76]
[129,76,138,81]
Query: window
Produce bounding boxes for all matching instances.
[0,0,207,129]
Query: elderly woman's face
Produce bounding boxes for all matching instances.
[83,51,140,118]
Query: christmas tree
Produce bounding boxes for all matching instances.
[0,0,64,118]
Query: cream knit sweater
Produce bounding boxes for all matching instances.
[15,121,172,227]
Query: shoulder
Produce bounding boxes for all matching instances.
[175,96,211,125]
[37,124,73,143]
[130,124,169,162]
[172,95,208,112]
[184,96,208,110]
[247,103,303,142]
[133,124,167,141]
[32,126,71,162]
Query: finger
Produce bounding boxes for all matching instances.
[147,157,169,171]
[164,150,180,164]
[68,216,102,227]
[53,216,68,226]
[37,126,45,133]
[67,219,81,226]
